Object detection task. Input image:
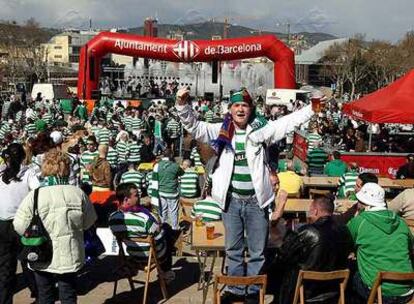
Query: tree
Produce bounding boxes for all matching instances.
[365,40,399,90]
[396,31,414,73]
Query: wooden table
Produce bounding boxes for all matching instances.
[284,199,355,213]
[191,221,283,303]
[301,176,414,190]
[301,176,339,188]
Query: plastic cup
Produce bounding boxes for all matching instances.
[195,213,204,227]
[311,97,321,113]
[206,223,215,240]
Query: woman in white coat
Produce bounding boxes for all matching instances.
[13,150,97,304]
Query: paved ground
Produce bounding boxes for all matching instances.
[14,253,276,304]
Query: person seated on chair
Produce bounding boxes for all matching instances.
[334,172,379,225]
[179,159,199,199]
[190,186,222,223]
[388,188,414,232]
[108,183,175,283]
[324,151,348,177]
[273,195,353,304]
[347,183,414,304]
[278,160,303,197]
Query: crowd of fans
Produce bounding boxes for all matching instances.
[99,75,195,98]
[0,86,413,304]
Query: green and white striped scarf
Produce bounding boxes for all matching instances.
[41,176,69,187]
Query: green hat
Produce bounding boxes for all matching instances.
[35,119,47,132]
[230,89,253,106]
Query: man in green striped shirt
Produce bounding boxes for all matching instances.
[179,159,199,198]
[106,140,118,169]
[191,196,222,222]
[120,163,145,196]
[108,183,174,278]
[190,146,202,167]
[306,126,322,151]
[80,137,99,184]
[116,132,129,165]
[127,136,142,165]
[306,142,328,176]
[97,124,111,145]
[166,117,181,154]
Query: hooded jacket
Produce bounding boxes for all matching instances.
[176,103,313,209]
[347,210,414,296]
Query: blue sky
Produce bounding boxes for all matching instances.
[1,0,413,42]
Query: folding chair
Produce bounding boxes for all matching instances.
[113,235,168,304]
[292,269,350,304]
[176,198,196,256]
[367,271,414,304]
[213,275,267,304]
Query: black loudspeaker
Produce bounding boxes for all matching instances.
[212,61,218,84]
[204,92,214,102]
[91,90,101,100]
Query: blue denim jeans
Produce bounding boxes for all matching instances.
[153,138,166,155]
[222,196,269,295]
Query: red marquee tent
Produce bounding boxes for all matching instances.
[342,70,414,124]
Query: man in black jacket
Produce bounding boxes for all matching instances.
[274,195,353,304]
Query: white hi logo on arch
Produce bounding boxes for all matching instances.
[172,40,200,61]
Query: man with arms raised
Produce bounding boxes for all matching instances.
[176,87,315,303]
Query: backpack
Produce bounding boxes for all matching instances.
[19,188,53,268]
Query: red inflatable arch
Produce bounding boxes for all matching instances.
[77,32,295,99]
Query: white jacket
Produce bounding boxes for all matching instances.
[13,185,97,274]
[176,104,313,209]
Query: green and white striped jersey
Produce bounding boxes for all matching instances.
[131,117,144,131]
[166,119,181,138]
[0,123,10,140]
[24,123,37,137]
[116,141,129,164]
[107,147,118,168]
[42,113,53,125]
[190,147,202,167]
[191,197,222,222]
[91,126,100,137]
[306,133,322,151]
[120,170,145,194]
[204,110,214,123]
[80,150,99,183]
[97,128,111,145]
[179,169,199,198]
[108,210,167,260]
[230,130,255,197]
[123,116,133,132]
[337,170,359,198]
[127,142,142,163]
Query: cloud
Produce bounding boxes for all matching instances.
[0,0,412,41]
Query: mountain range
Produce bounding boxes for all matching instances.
[128,21,337,45]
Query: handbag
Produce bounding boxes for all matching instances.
[20,188,53,268]
[84,226,105,260]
